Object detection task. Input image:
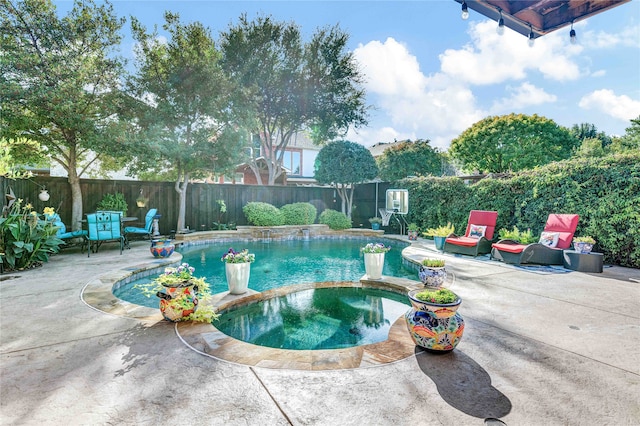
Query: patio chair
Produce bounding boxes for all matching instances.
[47,213,88,242]
[491,214,579,265]
[124,208,157,242]
[85,211,124,257]
[443,210,498,257]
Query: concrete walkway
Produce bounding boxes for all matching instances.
[1,238,639,425]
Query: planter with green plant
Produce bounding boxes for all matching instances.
[361,242,390,280]
[423,222,455,250]
[497,226,537,244]
[573,236,596,254]
[369,217,382,230]
[221,248,256,294]
[418,258,447,287]
[407,223,419,240]
[405,287,464,352]
[135,263,218,323]
[96,192,128,216]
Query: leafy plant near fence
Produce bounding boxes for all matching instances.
[319,209,352,230]
[497,226,537,244]
[280,203,317,225]
[0,200,64,271]
[402,153,640,268]
[96,193,128,215]
[242,202,284,226]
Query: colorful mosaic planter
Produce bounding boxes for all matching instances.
[405,288,464,351]
[156,282,198,322]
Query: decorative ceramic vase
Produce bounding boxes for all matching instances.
[156,281,198,322]
[434,236,446,251]
[371,223,381,230]
[419,266,447,287]
[405,288,464,351]
[225,262,251,295]
[573,242,593,254]
[150,239,175,258]
[408,230,418,240]
[364,252,385,280]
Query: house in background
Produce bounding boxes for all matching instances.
[231,132,321,186]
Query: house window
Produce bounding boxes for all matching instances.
[282,150,301,175]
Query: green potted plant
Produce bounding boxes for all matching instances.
[96,192,128,216]
[135,263,218,323]
[221,248,256,294]
[361,242,391,280]
[369,216,382,230]
[418,258,446,286]
[407,223,419,240]
[422,222,455,251]
[497,226,537,244]
[405,287,464,352]
[573,236,596,254]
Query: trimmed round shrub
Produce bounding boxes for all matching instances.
[242,202,284,226]
[281,203,317,225]
[318,209,352,230]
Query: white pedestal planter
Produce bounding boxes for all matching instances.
[364,252,385,280]
[225,262,251,294]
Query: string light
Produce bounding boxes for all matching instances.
[570,22,577,44]
[461,1,469,20]
[497,9,505,35]
[528,25,535,47]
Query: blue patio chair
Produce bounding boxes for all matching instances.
[46,213,88,243]
[85,211,124,257]
[124,208,157,242]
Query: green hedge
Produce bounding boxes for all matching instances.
[281,203,317,225]
[242,202,284,226]
[319,209,352,230]
[402,153,640,268]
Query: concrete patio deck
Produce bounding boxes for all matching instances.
[1,236,639,425]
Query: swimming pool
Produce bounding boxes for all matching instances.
[114,238,415,307]
[216,286,411,350]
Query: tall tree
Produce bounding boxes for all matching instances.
[448,113,580,174]
[220,14,368,185]
[376,139,443,181]
[1,0,129,230]
[314,140,378,218]
[570,122,612,147]
[128,12,247,232]
[611,116,640,153]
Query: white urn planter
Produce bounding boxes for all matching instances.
[225,262,251,294]
[38,189,50,202]
[364,252,385,280]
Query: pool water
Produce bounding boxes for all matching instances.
[216,287,411,350]
[114,238,415,308]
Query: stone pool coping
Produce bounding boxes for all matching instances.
[81,235,454,370]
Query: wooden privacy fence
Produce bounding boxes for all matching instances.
[0,177,397,234]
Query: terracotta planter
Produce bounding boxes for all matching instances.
[156,281,198,322]
[405,288,464,351]
[225,262,251,294]
[364,252,385,280]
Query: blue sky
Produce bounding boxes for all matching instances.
[57,1,640,149]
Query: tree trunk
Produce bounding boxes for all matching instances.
[68,173,83,232]
[175,171,189,232]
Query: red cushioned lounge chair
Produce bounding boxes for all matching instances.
[491,214,579,265]
[443,210,499,257]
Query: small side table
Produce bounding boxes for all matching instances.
[563,250,603,273]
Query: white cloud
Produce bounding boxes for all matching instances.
[491,82,557,112]
[439,20,581,84]
[354,38,484,149]
[354,37,425,97]
[579,89,640,121]
[584,23,640,49]
[591,70,607,77]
